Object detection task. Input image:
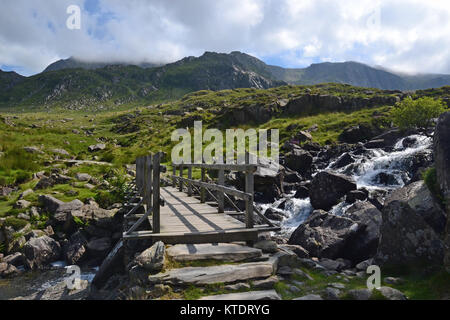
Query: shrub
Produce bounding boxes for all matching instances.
[392,97,446,132]
[15,170,32,185]
[422,167,444,205]
[5,217,28,231]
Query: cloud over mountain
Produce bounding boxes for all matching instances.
[1,0,449,76]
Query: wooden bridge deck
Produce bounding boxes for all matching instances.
[123,186,279,244]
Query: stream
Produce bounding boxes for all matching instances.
[260,133,433,237]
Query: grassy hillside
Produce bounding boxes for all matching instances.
[0,83,448,218]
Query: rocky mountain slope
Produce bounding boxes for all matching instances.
[2,52,450,111]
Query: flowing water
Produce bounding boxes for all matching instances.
[259,134,433,237]
[0,262,97,300]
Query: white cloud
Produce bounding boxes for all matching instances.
[0,0,449,75]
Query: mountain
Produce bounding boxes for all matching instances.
[43,57,160,72]
[1,51,450,110]
[0,52,285,110]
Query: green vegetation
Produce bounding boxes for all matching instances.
[392,96,447,132]
[423,167,445,206]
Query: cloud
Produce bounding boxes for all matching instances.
[0,0,449,75]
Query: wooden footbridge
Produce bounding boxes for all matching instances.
[122,152,280,245]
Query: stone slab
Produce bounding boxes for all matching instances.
[167,243,262,262]
[199,290,281,300]
[148,261,275,285]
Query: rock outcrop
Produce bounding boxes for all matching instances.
[434,111,450,272]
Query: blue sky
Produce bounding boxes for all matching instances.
[1,0,449,76]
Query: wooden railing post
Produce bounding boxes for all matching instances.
[152,153,161,234]
[187,167,192,196]
[245,153,254,229]
[179,163,183,192]
[172,164,176,188]
[146,154,153,208]
[218,168,224,213]
[200,167,206,203]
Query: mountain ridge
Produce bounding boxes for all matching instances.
[1,51,450,110]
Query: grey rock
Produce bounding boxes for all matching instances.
[324,287,341,300]
[252,276,279,290]
[375,200,444,266]
[288,210,362,260]
[309,171,356,210]
[254,240,278,253]
[293,294,323,300]
[329,282,346,289]
[376,286,407,300]
[14,200,31,209]
[19,189,34,199]
[23,236,61,270]
[347,288,372,300]
[434,112,450,271]
[200,290,281,300]
[88,143,106,152]
[3,252,24,267]
[167,243,262,262]
[149,261,275,286]
[224,283,251,291]
[23,146,43,154]
[51,149,70,156]
[75,173,92,182]
[384,277,404,285]
[132,241,165,273]
[293,268,313,281]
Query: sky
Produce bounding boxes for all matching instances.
[0,0,449,76]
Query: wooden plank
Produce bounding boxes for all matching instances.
[173,163,257,172]
[123,228,260,244]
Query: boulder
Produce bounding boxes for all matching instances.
[375,200,444,266]
[294,186,309,199]
[3,252,24,267]
[19,189,33,199]
[14,200,31,209]
[39,195,83,214]
[51,149,70,156]
[254,240,278,253]
[384,181,446,234]
[342,201,382,263]
[434,111,450,271]
[376,287,407,300]
[75,173,92,182]
[285,149,313,175]
[131,241,165,273]
[288,210,362,260]
[64,231,88,265]
[339,124,380,143]
[331,153,355,169]
[0,262,20,278]
[295,130,313,142]
[345,190,368,203]
[88,143,106,152]
[309,171,357,210]
[23,236,61,270]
